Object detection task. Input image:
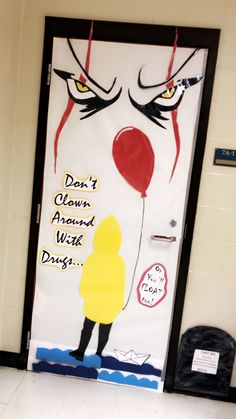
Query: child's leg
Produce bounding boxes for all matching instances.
[69,317,95,360]
[96,322,112,356]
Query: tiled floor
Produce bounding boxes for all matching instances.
[0,367,236,418]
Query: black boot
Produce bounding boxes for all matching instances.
[69,349,84,361]
[69,317,96,361]
[96,322,112,356]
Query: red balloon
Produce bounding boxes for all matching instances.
[112,126,155,197]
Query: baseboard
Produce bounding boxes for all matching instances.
[0,350,27,370]
[171,386,236,404]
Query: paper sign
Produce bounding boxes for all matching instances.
[214,148,236,167]
[137,263,168,308]
[191,349,220,375]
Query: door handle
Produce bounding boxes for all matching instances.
[151,234,176,242]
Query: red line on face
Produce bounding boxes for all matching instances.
[54,21,94,173]
[54,98,74,173]
[169,109,180,181]
[79,20,93,83]
[167,29,178,82]
[85,20,94,73]
[166,29,180,182]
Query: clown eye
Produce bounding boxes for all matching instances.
[76,81,90,93]
[129,76,203,129]
[53,68,122,120]
[161,86,176,99]
[153,84,183,108]
[67,78,121,119]
[67,78,96,100]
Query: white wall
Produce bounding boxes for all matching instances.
[0,0,236,385]
[0,0,24,350]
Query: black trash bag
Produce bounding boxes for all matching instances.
[174,325,235,397]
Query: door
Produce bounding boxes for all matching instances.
[26,18,217,392]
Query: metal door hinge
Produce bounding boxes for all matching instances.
[36,203,41,224]
[47,63,52,86]
[26,330,31,350]
[184,223,187,238]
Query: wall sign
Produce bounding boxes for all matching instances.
[191,349,220,375]
[214,148,236,167]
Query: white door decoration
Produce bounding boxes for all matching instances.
[28,22,207,392]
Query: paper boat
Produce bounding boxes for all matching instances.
[114,349,150,366]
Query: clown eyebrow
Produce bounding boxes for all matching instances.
[138,48,200,89]
[67,38,117,94]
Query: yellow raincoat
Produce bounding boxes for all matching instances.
[80,215,125,324]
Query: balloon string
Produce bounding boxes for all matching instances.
[123,197,145,310]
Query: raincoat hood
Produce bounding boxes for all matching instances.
[93,215,122,253]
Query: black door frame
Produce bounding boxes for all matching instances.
[2,16,230,400]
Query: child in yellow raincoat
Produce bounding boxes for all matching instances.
[70,215,125,361]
